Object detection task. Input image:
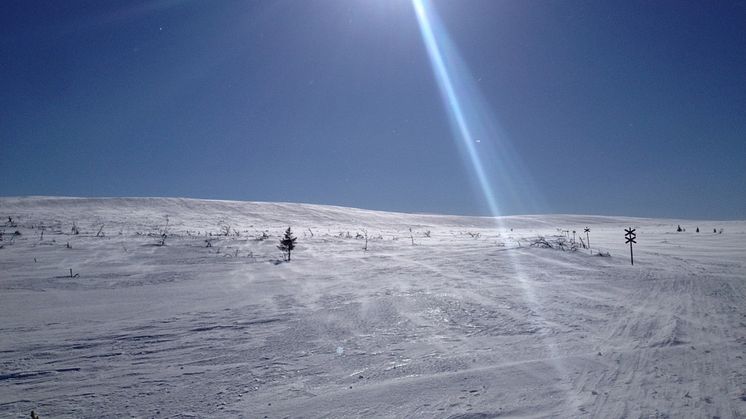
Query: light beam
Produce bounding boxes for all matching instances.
[412,0,578,411]
[412,0,500,216]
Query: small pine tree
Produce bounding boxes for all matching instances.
[278,227,297,261]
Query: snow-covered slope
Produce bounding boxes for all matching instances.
[1,197,744,418]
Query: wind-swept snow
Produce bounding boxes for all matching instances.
[1,197,744,418]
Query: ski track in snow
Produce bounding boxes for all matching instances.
[0,197,744,418]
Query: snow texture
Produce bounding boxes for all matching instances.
[1,197,745,418]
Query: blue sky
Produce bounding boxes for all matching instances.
[2,0,744,219]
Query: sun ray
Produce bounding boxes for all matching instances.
[412,0,500,216]
[413,0,579,411]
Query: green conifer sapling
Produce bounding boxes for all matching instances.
[278,227,297,261]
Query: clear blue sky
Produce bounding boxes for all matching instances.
[2,0,744,219]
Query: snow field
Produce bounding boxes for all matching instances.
[1,197,745,418]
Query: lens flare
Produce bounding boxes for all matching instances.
[413,0,577,410]
[412,0,500,216]
[413,0,543,216]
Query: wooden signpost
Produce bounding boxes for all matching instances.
[624,227,636,265]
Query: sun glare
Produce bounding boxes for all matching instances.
[413,0,579,410]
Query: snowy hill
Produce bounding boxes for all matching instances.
[1,197,744,418]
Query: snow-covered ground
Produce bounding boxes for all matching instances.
[1,197,744,418]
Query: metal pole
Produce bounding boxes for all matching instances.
[624,227,636,265]
[584,227,590,254]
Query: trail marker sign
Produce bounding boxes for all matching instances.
[584,227,590,253]
[624,227,636,265]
